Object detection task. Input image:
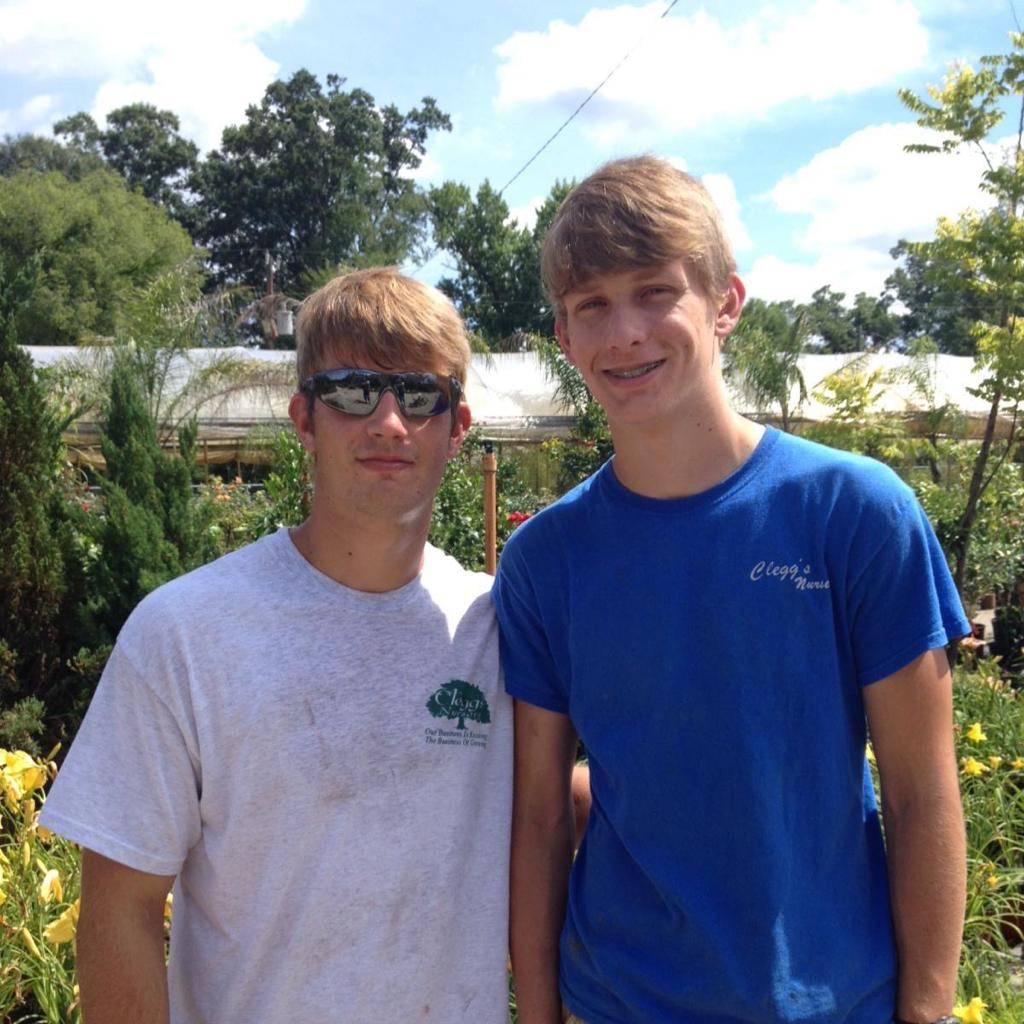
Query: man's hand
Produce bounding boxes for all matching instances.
[77,849,175,1024]
[864,647,966,1023]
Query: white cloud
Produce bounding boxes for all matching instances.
[0,93,60,136]
[743,247,898,304]
[0,0,307,152]
[767,122,996,251]
[507,195,544,230]
[493,0,929,142]
[702,172,754,253]
[745,120,1003,302]
[402,151,443,184]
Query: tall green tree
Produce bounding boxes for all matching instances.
[0,252,63,720]
[899,32,1024,596]
[799,285,860,352]
[89,356,213,641]
[191,70,449,292]
[54,104,199,223]
[0,169,196,344]
[0,133,105,180]
[798,286,899,352]
[885,238,991,354]
[428,180,572,347]
[849,292,900,350]
[726,299,808,431]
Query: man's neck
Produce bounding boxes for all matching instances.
[289,509,431,593]
[608,406,765,500]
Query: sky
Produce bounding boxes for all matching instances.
[0,0,1019,305]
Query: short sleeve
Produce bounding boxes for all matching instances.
[847,492,970,686]
[491,530,571,714]
[40,634,202,877]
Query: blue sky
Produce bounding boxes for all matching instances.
[0,0,1018,304]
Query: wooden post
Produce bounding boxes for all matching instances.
[483,441,497,575]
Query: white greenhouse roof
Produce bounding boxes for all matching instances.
[26,346,1013,447]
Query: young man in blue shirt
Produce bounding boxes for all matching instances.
[493,156,967,1024]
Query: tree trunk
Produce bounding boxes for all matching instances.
[953,389,1003,598]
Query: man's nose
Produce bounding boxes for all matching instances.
[367,390,410,435]
[605,304,647,349]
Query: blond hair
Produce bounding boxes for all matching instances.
[295,267,471,386]
[541,155,736,317]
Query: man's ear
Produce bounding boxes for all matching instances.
[555,318,576,364]
[714,274,746,340]
[447,400,472,459]
[288,391,316,455]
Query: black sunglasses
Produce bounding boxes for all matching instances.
[301,368,462,420]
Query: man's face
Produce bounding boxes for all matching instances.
[555,260,743,436]
[289,358,470,526]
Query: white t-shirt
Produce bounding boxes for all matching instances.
[42,529,512,1023]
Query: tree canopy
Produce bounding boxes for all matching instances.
[898,30,1024,595]
[0,170,197,345]
[190,70,450,293]
[428,179,573,348]
[796,285,899,353]
[54,104,199,223]
[0,134,105,180]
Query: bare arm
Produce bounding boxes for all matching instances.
[77,849,175,1024]
[863,647,966,1023]
[510,699,579,1024]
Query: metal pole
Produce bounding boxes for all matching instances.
[483,441,497,575]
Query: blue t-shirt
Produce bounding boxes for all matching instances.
[493,428,968,1024]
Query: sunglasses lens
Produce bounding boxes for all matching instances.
[397,374,449,417]
[311,371,453,418]
[319,377,375,414]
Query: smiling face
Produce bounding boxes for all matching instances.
[555,260,745,438]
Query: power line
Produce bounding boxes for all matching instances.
[497,0,682,197]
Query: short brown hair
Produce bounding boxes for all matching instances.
[541,155,736,317]
[295,267,471,387]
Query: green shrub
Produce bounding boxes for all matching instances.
[951,654,1024,1022]
[430,431,547,571]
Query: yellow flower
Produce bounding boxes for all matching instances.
[22,797,35,828]
[21,839,31,867]
[39,868,63,904]
[43,899,80,945]
[954,995,987,1024]
[1,750,47,796]
[164,892,174,922]
[0,887,6,907]
[35,824,53,843]
[961,757,989,777]
[986,873,999,888]
[20,927,41,958]
[966,722,987,743]
[1,776,18,813]
[1012,757,1024,770]
[988,756,1003,769]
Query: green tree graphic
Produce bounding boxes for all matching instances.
[426,680,490,731]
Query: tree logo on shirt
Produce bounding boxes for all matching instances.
[426,680,491,731]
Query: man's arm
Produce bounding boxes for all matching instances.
[511,699,579,1024]
[77,849,175,1024]
[863,647,966,1023]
